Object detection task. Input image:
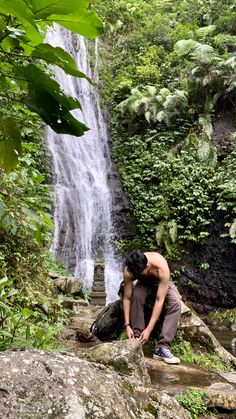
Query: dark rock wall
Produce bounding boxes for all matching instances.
[174,212,236,313]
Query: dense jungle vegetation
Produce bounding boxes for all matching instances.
[96,0,236,259]
[0,0,102,349]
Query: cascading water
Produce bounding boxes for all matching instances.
[45,25,122,303]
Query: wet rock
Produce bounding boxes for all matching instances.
[76,326,97,343]
[158,393,191,419]
[54,276,82,296]
[218,372,236,385]
[146,357,221,395]
[231,323,236,332]
[60,327,77,341]
[60,305,102,343]
[62,297,78,309]
[74,299,90,307]
[48,271,59,279]
[87,339,150,385]
[204,382,236,411]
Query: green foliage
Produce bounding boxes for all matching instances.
[117,86,188,127]
[0,102,69,348]
[0,277,68,351]
[172,331,231,371]
[96,0,236,254]
[208,308,236,325]
[175,389,207,419]
[0,0,103,171]
[45,251,70,277]
[217,143,236,243]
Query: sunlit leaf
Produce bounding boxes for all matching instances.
[0,117,22,172]
[174,39,198,56]
[168,220,178,243]
[30,0,103,38]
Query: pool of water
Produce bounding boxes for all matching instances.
[148,366,214,387]
[210,327,236,357]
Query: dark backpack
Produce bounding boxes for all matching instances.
[90,299,124,341]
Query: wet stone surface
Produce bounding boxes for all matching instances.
[145,357,224,396]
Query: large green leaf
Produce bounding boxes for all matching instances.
[25,87,89,136]
[16,63,81,110]
[0,0,42,44]
[30,0,103,38]
[0,276,15,289]
[174,39,198,56]
[32,43,93,83]
[0,0,35,27]
[0,117,22,172]
[49,11,103,38]
[30,0,87,17]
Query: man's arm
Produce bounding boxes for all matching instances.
[123,268,134,339]
[139,264,170,344]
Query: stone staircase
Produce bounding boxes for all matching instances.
[90,248,106,306]
[90,280,106,306]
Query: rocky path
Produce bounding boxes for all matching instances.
[61,300,236,397]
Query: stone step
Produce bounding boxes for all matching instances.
[93,281,105,286]
[92,287,105,293]
[90,298,106,306]
[90,291,106,298]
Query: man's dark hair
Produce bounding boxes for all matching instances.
[126,250,147,277]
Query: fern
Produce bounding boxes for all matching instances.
[196,25,216,41]
[214,33,236,49]
[174,39,198,56]
[198,114,213,140]
[168,220,178,243]
[190,43,216,64]
[156,222,165,246]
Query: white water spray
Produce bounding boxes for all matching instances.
[45,26,122,303]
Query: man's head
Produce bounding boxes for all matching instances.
[125,250,148,277]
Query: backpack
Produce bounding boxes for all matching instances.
[90,299,124,341]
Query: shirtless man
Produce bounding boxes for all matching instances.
[123,250,181,364]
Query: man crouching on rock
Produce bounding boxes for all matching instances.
[123,250,181,364]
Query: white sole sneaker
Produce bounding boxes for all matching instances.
[153,353,180,364]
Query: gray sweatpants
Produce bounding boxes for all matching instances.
[130,280,181,348]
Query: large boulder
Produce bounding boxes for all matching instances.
[204,382,236,411]
[179,302,236,367]
[86,338,150,385]
[51,275,82,296]
[0,348,191,419]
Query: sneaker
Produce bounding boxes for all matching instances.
[153,347,180,364]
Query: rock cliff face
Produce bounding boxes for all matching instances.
[108,161,132,240]
[175,212,236,312]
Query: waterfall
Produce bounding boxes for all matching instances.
[45,25,122,303]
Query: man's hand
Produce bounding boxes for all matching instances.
[139,328,151,344]
[126,325,134,339]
